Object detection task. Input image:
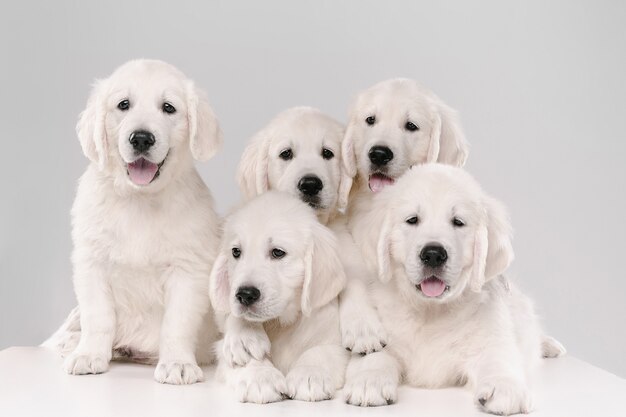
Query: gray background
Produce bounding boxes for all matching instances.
[1,1,625,377]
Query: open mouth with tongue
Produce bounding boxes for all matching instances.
[127,157,166,186]
[368,172,395,193]
[417,276,450,298]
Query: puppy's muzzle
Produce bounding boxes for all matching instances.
[368,145,393,167]
[420,244,448,268]
[129,130,155,153]
[235,286,261,306]
[298,175,323,196]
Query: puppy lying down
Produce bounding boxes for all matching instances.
[345,164,543,415]
[209,192,349,403]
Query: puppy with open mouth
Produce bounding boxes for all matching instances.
[344,164,545,415]
[43,59,223,384]
[209,192,349,403]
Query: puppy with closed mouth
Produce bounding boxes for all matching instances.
[43,59,222,384]
[210,192,349,403]
[232,107,388,361]
[344,164,542,415]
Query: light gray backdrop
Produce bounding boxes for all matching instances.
[1,0,625,377]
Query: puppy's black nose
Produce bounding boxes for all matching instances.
[368,146,394,166]
[235,286,261,306]
[129,130,155,153]
[420,245,448,267]
[298,175,323,196]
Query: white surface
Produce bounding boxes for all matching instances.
[0,348,624,417]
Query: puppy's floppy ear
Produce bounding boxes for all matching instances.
[76,79,109,168]
[375,213,394,283]
[470,196,514,291]
[209,251,231,314]
[186,81,223,161]
[426,99,469,167]
[301,223,346,316]
[237,130,270,199]
[339,119,358,210]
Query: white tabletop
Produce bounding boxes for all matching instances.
[0,347,624,417]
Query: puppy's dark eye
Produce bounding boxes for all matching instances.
[322,148,334,160]
[232,247,241,259]
[406,216,419,225]
[405,121,419,132]
[452,217,465,227]
[365,115,376,125]
[279,149,293,161]
[271,248,286,259]
[162,102,176,114]
[117,99,130,111]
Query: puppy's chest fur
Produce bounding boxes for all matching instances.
[375,284,494,388]
[263,301,341,375]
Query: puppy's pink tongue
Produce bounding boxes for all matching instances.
[127,158,158,186]
[420,277,446,297]
[368,174,394,193]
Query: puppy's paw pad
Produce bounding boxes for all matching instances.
[286,367,335,402]
[223,330,271,367]
[476,379,532,415]
[63,352,109,375]
[235,366,287,404]
[342,316,388,355]
[154,361,203,385]
[344,370,397,407]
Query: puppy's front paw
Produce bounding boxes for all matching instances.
[222,328,271,367]
[286,366,335,401]
[342,313,387,355]
[542,335,566,359]
[64,351,110,375]
[154,361,203,385]
[476,378,533,415]
[344,370,397,407]
[235,366,287,404]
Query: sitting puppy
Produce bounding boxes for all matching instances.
[345,164,541,415]
[46,60,222,384]
[209,192,349,403]
[235,107,387,357]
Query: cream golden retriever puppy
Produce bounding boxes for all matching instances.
[44,59,222,384]
[209,192,349,403]
[344,164,543,415]
[233,107,387,358]
[341,78,469,201]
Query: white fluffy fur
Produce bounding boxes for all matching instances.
[341,78,469,205]
[43,60,222,384]
[209,192,349,403]
[345,164,542,415]
[234,107,387,357]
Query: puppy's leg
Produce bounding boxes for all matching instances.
[343,350,400,407]
[154,275,208,385]
[42,306,81,356]
[220,358,287,404]
[541,335,566,358]
[285,345,349,401]
[473,347,533,415]
[340,275,387,354]
[63,265,115,375]
[221,314,270,367]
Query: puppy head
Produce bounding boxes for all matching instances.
[342,79,468,196]
[76,59,222,192]
[209,191,346,324]
[236,107,349,222]
[368,164,512,305]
